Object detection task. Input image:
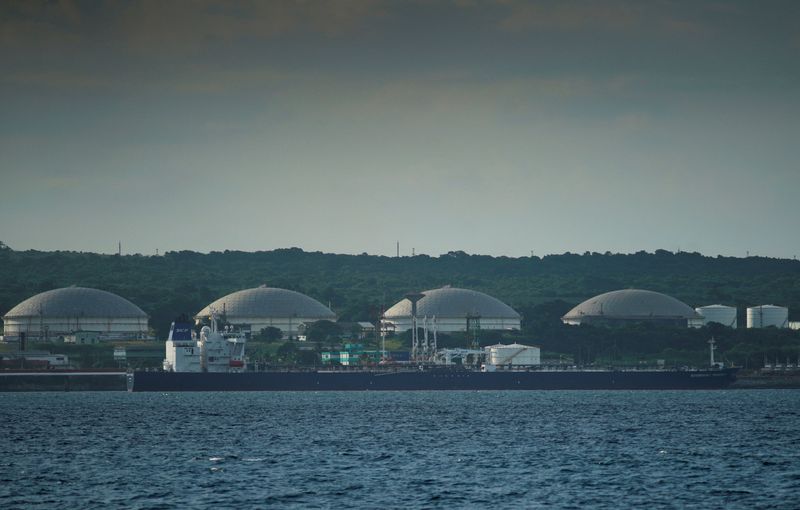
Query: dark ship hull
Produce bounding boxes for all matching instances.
[128,367,738,392]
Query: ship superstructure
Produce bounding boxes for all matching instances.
[162,315,246,373]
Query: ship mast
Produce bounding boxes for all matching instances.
[708,337,717,368]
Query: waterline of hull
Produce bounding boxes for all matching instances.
[129,368,738,392]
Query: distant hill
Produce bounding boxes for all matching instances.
[1,245,798,338]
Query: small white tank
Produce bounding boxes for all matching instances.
[693,305,737,328]
[746,305,789,329]
[485,343,540,366]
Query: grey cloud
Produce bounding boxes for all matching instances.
[2,70,111,89]
[496,0,645,32]
[0,0,83,52]
[1,0,798,256]
[2,0,387,57]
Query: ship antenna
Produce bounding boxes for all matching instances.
[432,316,438,355]
[208,307,219,333]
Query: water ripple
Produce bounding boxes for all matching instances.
[1,390,799,509]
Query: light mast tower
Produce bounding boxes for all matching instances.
[405,292,424,362]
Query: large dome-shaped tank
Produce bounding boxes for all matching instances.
[195,285,336,339]
[561,289,700,327]
[691,304,738,329]
[2,286,149,342]
[382,286,521,333]
[746,305,788,329]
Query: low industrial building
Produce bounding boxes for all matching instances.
[322,343,377,366]
[562,289,700,327]
[2,286,149,343]
[321,344,409,366]
[64,330,101,344]
[382,286,521,333]
[0,351,69,369]
[195,285,337,339]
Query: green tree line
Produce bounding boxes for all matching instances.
[0,243,798,366]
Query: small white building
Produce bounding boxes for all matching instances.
[746,305,789,329]
[356,322,376,339]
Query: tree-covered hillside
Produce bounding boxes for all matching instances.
[1,243,798,340]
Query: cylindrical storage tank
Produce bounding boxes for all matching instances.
[485,343,540,366]
[746,305,789,329]
[694,304,738,328]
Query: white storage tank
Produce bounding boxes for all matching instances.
[2,286,149,342]
[692,304,738,329]
[746,305,789,329]
[382,286,521,333]
[484,343,540,366]
[195,285,336,339]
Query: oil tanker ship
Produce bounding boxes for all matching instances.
[127,319,738,391]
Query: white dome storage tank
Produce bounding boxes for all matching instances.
[746,305,789,329]
[2,286,149,342]
[692,305,738,329]
[195,285,336,339]
[485,343,540,366]
[382,286,521,333]
[561,289,700,327]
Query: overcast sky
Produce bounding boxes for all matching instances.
[1,1,798,258]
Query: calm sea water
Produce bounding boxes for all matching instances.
[2,390,799,509]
